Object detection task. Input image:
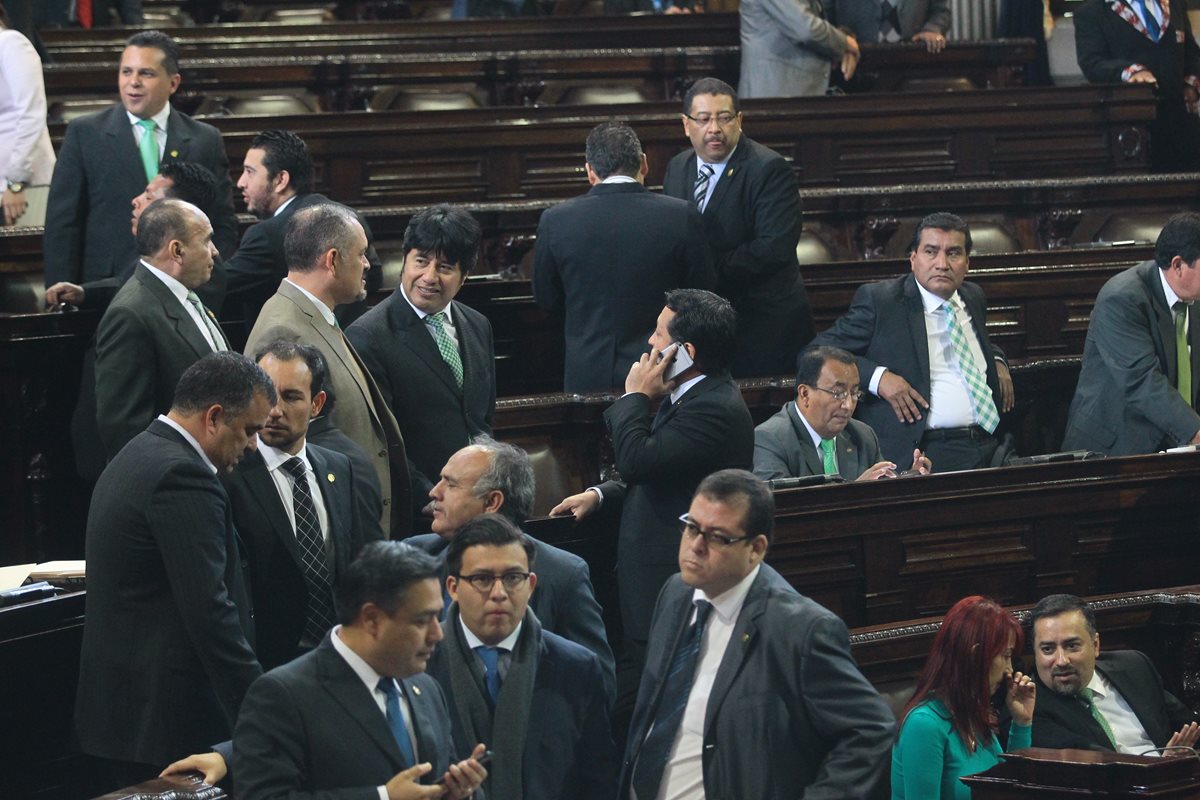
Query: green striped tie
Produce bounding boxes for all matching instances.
[427,311,463,388]
[1079,687,1117,749]
[944,300,1000,432]
[820,438,837,476]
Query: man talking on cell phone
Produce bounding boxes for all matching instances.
[549,288,754,734]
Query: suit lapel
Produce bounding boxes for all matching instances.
[135,265,214,359]
[318,641,407,768]
[163,108,192,164]
[241,450,307,573]
[703,143,747,217]
[657,374,725,429]
[788,403,826,476]
[393,295,461,397]
[903,276,932,391]
[102,105,146,189]
[307,445,344,568]
[703,570,765,739]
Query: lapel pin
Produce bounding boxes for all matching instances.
[742,633,750,643]
[169,150,179,158]
[412,685,422,696]
[327,473,335,482]
[727,168,735,176]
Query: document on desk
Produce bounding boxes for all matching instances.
[0,564,35,591]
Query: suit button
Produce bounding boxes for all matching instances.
[383,498,391,505]
[378,450,386,457]
[249,611,255,619]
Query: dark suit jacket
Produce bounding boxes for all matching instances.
[246,279,412,536]
[531,181,714,393]
[92,262,219,461]
[620,566,895,799]
[75,420,260,766]
[827,0,951,40]
[1064,260,1200,455]
[223,192,383,330]
[812,274,1005,469]
[1031,650,1199,751]
[222,442,383,670]
[43,103,236,286]
[308,413,385,529]
[1075,0,1200,170]
[426,616,617,800]
[407,531,616,704]
[662,136,814,377]
[753,402,883,481]
[598,374,755,640]
[346,293,495,494]
[233,634,459,800]
[78,255,227,316]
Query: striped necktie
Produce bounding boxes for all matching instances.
[186,291,227,351]
[944,299,999,432]
[281,457,337,642]
[427,311,464,388]
[1079,687,1118,748]
[694,164,714,212]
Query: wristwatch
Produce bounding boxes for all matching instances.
[6,181,24,193]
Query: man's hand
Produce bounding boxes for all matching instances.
[841,35,861,79]
[912,30,947,53]
[2,188,27,226]
[550,490,599,521]
[877,370,929,423]
[912,448,932,474]
[45,282,85,308]
[996,360,1015,413]
[440,743,489,800]
[160,752,228,785]
[625,347,675,399]
[385,763,444,800]
[856,460,898,481]
[1005,670,1036,727]
[1129,68,1158,85]
[1167,722,1200,749]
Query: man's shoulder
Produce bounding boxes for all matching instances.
[449,298,491,330]
[307,440,353,472]
[755,403,795,436]
[529,535,587,574]
[405,533,446,555]
[844,417,878,443]
[64,103,123,134]
[540,628,601,673]
[736,136,788,169]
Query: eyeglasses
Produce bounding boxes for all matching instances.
[678,514,755,548]
[808,385,864,403]
[456,572,532,593]
[684,112,738,127]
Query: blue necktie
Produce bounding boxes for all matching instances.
[377,678,416,767]
[475,646,503,708]
[1135,0,1161,40]
[631,600,712,800]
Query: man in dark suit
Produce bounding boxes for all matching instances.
[661,77,814,378]
[245,203,412,537]
[411,437,616,703]
[828,0,952,51]
[347,204,495,496]
[75,352,272,786]
[551,289,754,711]
[1063,212,1200,455]
[813,212,1015,471]
[754,345,932,481]
[532,121,714,394]
[1028,593,1200,753]
[223,129,382,329]
[428,514,617,800]
[43,31,236,289]
[226,340,384,671]
[621,469,894,799]
[1075,0,1200,171]
[233,541,487,799]
[93,198,227,462]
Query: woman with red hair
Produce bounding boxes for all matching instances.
[892,595,1036,799]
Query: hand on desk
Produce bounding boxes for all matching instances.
[160,751,227,784]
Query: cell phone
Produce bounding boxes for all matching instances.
[438,750,493,786]
[662,341,694,380]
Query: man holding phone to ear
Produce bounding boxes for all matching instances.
[551,288,754,723]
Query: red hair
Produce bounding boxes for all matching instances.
[900,595,1024,751]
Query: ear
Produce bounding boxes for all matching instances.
[203,403,224,435]
[168,73,181,94]
[683,341,697,361]
[680,113,690,135]
[527,572,538,595]
[750,535,768,562]
[322,246,340,277]
[585,163,600,186]
[1093,632,1101,656]
[482,490,505,514]
[638,153,649,180]
[274,169,292,194]
[309,390,327,419]
[446,575,459,604]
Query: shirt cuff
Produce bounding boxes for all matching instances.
[1121,64,1148,82]
[377,787,388,800]
[869,366,887,396]
[587,486,604,506]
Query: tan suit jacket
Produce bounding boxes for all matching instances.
[245,279,411,536]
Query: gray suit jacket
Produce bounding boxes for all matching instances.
[246,279,412,536]
[739,0,854,98]
[43,103,236,286]
[620,566,895,799]
[753,402,882,481]
[1064,260,1200,455]
[827,0,951,41]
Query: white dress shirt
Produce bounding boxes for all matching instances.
[693,144,737,213]
[1087,669,1158,756]
[257,438,331,542]
[127,103,171,160]
[400,285,461,354]
[142,260,222,352]
[459,615,523,680]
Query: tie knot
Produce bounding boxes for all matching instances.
[820,438,836,453]
[282,456,307,481]
[693,599,713,629]
[475,645,502,669]
[699,164,714,177]
[377,677,400,699]
[1176,301,1189,314]
[1079,687,1095,704]
[186,290,201,304]
[427,311,447,328]
[137,118,156,132]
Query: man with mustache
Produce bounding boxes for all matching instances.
[753,345,931,481]
[1028,593,1200,753]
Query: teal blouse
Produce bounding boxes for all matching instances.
[892,698,1032,800]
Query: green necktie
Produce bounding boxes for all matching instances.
[820,438,837,476]
[1079,687,1117,748]
[136,118,159,183]
[186,291,227,352]
[427,311,464,388]
[1175,301,1192,406]
[943,300,1000,433]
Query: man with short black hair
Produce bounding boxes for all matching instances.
[44,30,236,290]
[533,121,713,393]
[76,352,272,786]
[233,541,488,800]
[348,204,495,494]
[427,514,617,799]
[1028,593,1200,753]
[622,469,894,798]
[1064,211,1200,455]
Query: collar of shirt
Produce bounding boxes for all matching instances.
[156,413,218,474]
[285,278,338,326]
[670,372,706,404]
[1159,266,1188,310]
[126,104,171,135]
[697,142,738,173]
[257,436,308,473]
[458,614,522,652]
[791,400,828,450]
[916,280,961,314]
[600,175,638,184]
[691,563,760,625]
[399,284,454,325]
[142,259,190,303]
[1085,668,1110,700]
[331,624,390,698]
[273,194,299,218]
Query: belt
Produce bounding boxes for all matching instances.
[921,425,994,443]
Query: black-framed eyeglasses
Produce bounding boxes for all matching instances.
[684,112,738,127]
[678,513,755,548]
[807,385,864,403]
[456,572,532,592]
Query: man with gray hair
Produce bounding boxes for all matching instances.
[533,120,713,394]
[409,436,616,703]
[245,202,412,537]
